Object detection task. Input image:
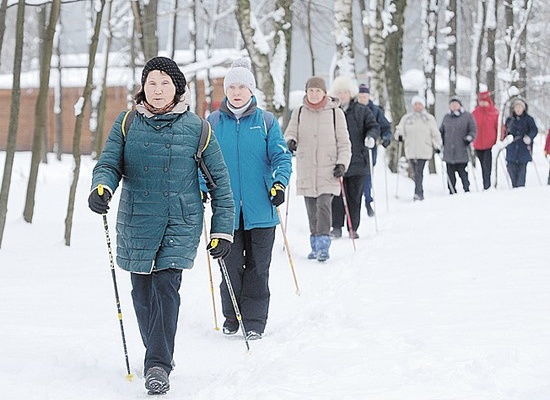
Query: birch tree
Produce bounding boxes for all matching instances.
[422,0,439,116]
[23,0,61,224]
[485,0,496,95]
[65,0,106,246]
[469,0,486,108]
[332,0,355,79]
[444,0,457,96]
[0,0,25,248]
[369,0,387,109]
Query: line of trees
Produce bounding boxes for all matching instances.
[0,0,547,248]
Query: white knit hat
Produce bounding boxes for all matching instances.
[411,95,426,106]
[223,58,256,95]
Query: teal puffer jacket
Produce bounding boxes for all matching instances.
[92,108,234,274]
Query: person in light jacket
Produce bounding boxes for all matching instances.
[395,96,442,201]
[440,96,477,194]
[284,76,351,261]
[89,56,235,396]
[207,59,292,340]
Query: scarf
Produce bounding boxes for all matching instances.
[304,96,328,111]
[143,100,177,115]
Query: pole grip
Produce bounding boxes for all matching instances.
[98,184,104,196]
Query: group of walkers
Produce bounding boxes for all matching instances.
[87,56,544,396]
[395,91,540,200]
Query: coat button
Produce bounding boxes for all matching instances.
[144,166,149,171]
[144,142,149,146]
[144,191,149,196]
[165,143,171,148]
[164,191,169,197]
[163,167,169,172]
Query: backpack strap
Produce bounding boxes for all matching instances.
[195,119,217,190]
[121,109,137,141]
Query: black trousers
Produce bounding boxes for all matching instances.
[131,268,182,375]
[475,149,492,190]
[220,226,276,334]
[446,162,470,193]
[332,175,365,232]
[506,162,527,188]
[409,159,427,198]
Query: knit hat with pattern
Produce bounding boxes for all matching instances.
[141,56,187,97]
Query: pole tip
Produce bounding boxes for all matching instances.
[126,373,134,382]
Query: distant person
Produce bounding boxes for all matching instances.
[472,91,499,190]
[207,59,292,340]
[356,84,392,217]
[440,96,477,194]
[284,76,351,261]
[544,129,550,185]
[89,56,235,396]
[329,77,379,239]
[503,98,538,188]
[394,96,442,201]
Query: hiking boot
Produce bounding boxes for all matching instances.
[413,194,424,201]
[307,235,318,259]
[366,202,375,217]
[349,231,359,239]
[329,228,342,238]
[222,319,239,335]
[245,330,263,340]
[145,366,170,395]
[316,235,331,262]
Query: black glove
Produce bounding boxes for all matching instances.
[286,139,297,153]
[463,135,473,144]
[381,138,391,148]
[434,148,441,154]
[333,164,346,178]
[88,186,112,214]
[201,191,210,203]
[270,182,285,207]
[207,238,231,260]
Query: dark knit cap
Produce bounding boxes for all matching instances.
[305,76,327,93]
[359,84,370,94]
[141,56,187,96]
[449,95,463,106]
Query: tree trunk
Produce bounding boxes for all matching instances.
[385,0,407,174]
[332,0,355,78]
[190,0,198,113]
[167,0,179,60]
[274,0,293,128]
[0,0,8,70]
[358,0,370,69]
[470,0,486,108]
[23,0,61,224]
[0,0,25,248]
[485,0,496,95]
[54,15,63,161]
[446,0,457,96]
[422,0,439,116]
[306,0,316,76]
[369,0,386,108]
[65,0,106,246]
[93,0,114,158]
[131,0,158,61]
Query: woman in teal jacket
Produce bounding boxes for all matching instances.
[207,59,292,340]
[88,57,234,396]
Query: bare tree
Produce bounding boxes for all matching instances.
[0,0,25,248]
[167,0,179,60]
[485,0,496,95]
[0,0,8,70]
[332,0,355,79]
[53,14,63,161]
[131,0,158,61]
[445,0,457,96]
[422,0,439,116]
[469,0,486,108]
[23,0,61,224]
[306,0,316,75]
[65,0,106,246]
[369,0,387,108]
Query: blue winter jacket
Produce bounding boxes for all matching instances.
[207,97,292,230]
[505,105,538,164]
[92,106,235,274]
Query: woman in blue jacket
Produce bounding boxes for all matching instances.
[207,59,292,340]
[88,57,234,395]
[504,98,538,188]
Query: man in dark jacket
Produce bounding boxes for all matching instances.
[357,84,392,216]
[504,98,538,188]
[440,96,477,194]
[329,77,379,239]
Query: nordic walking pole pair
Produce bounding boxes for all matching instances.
[203,217,220,331]
[276,207,301,296]
[97,185,134,382]
[339,178,357,251]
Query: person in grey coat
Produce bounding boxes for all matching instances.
[89,57,234,395]
[440,96,477,194]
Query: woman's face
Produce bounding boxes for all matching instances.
[306,88,325,104]
[514,103,525,116]
[226,84,253,108]
[144,70,176,108]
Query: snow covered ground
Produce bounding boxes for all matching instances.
[1,143,549,399]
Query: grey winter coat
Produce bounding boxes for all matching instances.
[284,96,351,197]
[91,104,235,274]
[440,110,477,164]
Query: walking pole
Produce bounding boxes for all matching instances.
[218,259,250,351]
[97,185,134,382]
[383,151,389,212]
[203,217,220,331]
[395,140,403,199]
[282,182,291,251]
[368,148,379,234]
[467,148,479,192]
[339,178,356,251]
[276,207,301,296]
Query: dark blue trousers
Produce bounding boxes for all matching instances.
[131,268,182,375]
[220,227,275,334]
[507,162,527,188]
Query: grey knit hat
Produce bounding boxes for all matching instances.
[141,56,187,97]
[223,58,256,94]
